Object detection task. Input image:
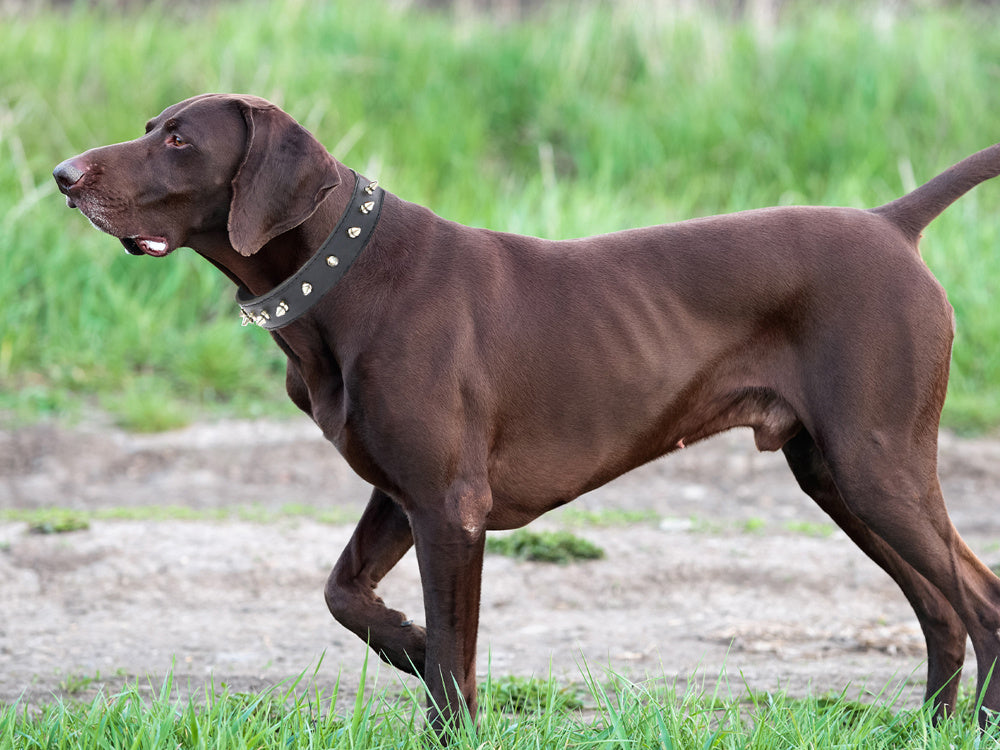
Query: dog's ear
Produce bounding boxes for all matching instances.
[228,99,340,256]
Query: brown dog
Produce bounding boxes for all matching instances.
[54,93,1000,730]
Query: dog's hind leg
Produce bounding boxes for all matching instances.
[782,429,967,719]
[815,422,1000,727]
[325,488,427,675]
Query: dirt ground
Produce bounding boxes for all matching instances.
[3,417,1000,709]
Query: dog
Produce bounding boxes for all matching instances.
[53,93,1000,730]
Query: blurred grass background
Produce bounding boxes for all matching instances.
[1,0,999,431]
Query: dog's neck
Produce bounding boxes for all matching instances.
[192,161,357,298]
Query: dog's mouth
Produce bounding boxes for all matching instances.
[121,236,172,257]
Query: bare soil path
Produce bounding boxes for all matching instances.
[3,418,1000,707]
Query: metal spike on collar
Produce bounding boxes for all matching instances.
[347,226,361,239]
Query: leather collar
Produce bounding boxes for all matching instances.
[236,172,384,330]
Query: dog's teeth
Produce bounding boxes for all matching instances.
[145,240,166,253]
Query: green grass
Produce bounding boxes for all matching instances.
[57,671,104,698]
[486,528,605,563]
[0,505,843,539]
[484,673,585,713]
[24,509,90,535]
[3,1,1000,429]
[555,506,662,527]
[1,664,997,749]
[0,503,360,528]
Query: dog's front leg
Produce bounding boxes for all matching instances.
[325,488,427,674]
[411,480,491,735]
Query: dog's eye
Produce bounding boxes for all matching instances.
[166,133,188,148]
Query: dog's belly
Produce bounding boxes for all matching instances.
[483,377,802,530]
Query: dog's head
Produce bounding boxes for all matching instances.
[53,93,340,258]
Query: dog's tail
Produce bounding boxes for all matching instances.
[871,142,1000,242]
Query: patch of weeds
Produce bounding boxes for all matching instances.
[106,378,191,433]
[272,502,359,526]
[98,505,227,522]
[2,504,362,528]
[59,671,100,696]
[484,674,584,713]
[812,694,895,729]
[741,517,767,534]
[686,515,724,534]
[486,529,604,564]
[784,520,837,538]
[176,323,256,399]
[27,510,90,534]
[741,683,926,746]
[212,691,288,724]
[557,507,660,527]
[941,392,1000,435]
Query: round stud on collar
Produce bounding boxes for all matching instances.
[301,282,313,296]
[326,255,339,267]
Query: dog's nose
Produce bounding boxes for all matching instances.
[53,159,85,193]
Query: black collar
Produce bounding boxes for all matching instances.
[236,172,384,330]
